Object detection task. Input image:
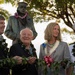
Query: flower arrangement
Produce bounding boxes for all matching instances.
[38,56,73,75]
[44,56,54,67]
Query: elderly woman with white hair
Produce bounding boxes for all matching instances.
[9,27,38,75]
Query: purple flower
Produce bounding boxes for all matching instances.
[14,12,28,19]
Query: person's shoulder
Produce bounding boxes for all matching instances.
[60,41,68,45]
[9,15,14,18]
[69,42,75,47]
[40,42,47,48]
[10,43,19,48]
[26,14,32,19]
[9,16,16,19]
[60,41,66,43]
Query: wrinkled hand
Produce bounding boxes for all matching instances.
[28,56,36,64]
[13,56,23,64]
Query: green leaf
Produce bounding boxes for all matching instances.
[0,0,4,4]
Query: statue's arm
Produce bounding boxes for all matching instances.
[4,16,17,40]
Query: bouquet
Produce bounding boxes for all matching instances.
[44,56,54,67]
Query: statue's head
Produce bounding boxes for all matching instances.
[17,2,28,14]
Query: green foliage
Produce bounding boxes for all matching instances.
[0,0,75,31]
[38,58,73,75]
[0,7,10,20]
[0,0,4,4]
[0,58,17,68]
[0,57,28,68]
[23,0,75,31]
[0,0,20,20]
[4,0,20,6]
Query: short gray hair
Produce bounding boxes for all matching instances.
[20,27,33,36]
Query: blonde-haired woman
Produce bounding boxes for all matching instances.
[39,22,72,75]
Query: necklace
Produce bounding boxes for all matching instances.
[45,40,60,56]
[48,43,55,48]
[49,44,54,48]
[15,12,28,19]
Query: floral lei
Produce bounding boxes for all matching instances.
[14,12,28,19]
[0,39,38,69]
[0,39,28,68]
[0,39,16,68]
[18,40,37,57]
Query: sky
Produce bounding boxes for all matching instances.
[0,3,75,57]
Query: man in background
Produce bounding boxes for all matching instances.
[0,15,9,75]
